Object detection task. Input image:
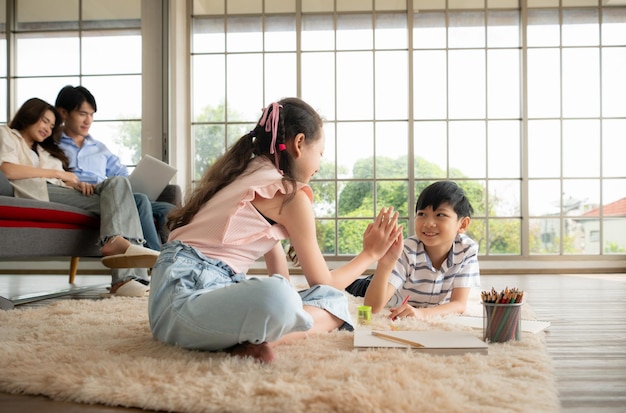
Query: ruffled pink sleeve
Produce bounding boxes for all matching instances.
[222,180,312,245]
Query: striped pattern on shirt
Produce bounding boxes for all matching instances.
[387,233,480,308]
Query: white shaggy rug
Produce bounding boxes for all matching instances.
[0,292,560,413]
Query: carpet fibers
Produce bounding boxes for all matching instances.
[0,293,560,413]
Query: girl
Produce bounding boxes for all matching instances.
[0,97,159,296]
[148,98,402,362]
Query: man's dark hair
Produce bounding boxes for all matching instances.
[55,85,97,113]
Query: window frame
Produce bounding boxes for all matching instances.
[187,1,626,269]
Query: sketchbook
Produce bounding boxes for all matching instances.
[449,315,551,334]
[353,330,488,355]
[128,154,177,201]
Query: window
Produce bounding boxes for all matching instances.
[190,0,626,261]
[0,0,7,123]
[4,0,142,164]
[526,3,626,256]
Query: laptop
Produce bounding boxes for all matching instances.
[128,154,177,201]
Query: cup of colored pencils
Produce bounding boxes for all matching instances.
[481,287,524,343]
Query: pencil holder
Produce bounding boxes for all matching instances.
[482,301,523,343]
[357,305,372,325]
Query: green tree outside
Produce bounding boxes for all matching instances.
[114,120,142,165]
[115,103,536,257]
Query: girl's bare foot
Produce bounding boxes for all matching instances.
[228,342,275,363]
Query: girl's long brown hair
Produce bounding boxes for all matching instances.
[9,97,69,170]
[168,97,323,231]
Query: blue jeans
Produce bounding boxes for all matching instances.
[148,241,353,351]
[151,200,175,243]
[134,194,175,250]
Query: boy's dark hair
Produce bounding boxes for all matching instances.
[55,85,97,113]
[415,181,474,218]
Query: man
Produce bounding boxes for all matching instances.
[55,85,174,251]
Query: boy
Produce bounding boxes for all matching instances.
[346,180,480,319]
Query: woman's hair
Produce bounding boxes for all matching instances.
[55,85,98,113]
[168,97,323,230]
[9,97,70,170]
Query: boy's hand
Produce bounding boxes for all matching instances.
[379,230,403,268]
[389,305,425,320]
[362,207,403,261]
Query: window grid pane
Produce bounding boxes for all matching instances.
[11,0,142,164]
[189,2,626,259]
[0,7,6,122]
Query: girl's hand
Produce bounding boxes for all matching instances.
[362,207,403,261]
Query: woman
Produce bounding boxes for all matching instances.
[0,97,158,296]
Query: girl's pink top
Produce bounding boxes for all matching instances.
[168,157,313,273]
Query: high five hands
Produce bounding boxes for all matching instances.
[362,207,403,262]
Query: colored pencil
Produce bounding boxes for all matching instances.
[401,295,410,306]
[372,331,425,348]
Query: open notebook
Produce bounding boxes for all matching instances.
[128,155,177,201]
[354,330,488,356]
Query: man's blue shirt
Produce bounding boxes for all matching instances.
[58,133,128,184]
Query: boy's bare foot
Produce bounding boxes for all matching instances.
[228,342,275,363]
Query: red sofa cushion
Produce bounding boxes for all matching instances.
[0,205,99,229]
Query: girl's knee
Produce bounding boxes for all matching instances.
[254,277,301,311]
[248,278,312,328]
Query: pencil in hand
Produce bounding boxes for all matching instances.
[392,295,411,321]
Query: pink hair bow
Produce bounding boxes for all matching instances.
[259,102,283,173]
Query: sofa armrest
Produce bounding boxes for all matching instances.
[0,169,14,196]
[156,184,182,207]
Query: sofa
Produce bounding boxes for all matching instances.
[0,169,180,303]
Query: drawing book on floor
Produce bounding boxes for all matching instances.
[450,315,551,334]
[353,330,488,355]
[128,155,177,201]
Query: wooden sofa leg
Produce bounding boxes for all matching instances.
[69,256,80,284]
